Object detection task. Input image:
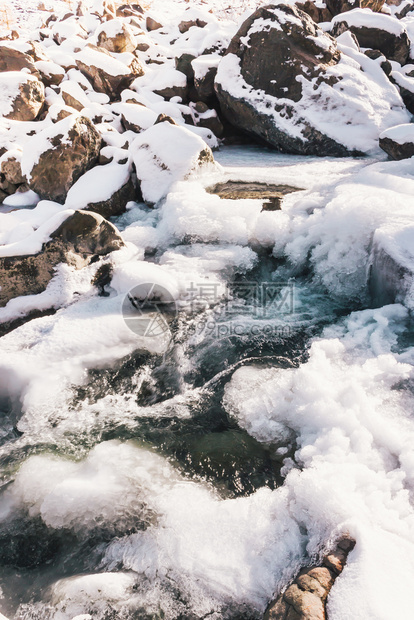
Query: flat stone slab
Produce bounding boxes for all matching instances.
[206,181,302,210]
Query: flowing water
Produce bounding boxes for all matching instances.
[0,147,414,619]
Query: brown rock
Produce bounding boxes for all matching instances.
[0,45,38,73]
[1,73,45,122]
[76,44,144,100]
[0,155,25,186]
[154,113,177,125]
[178,18,207,34]
[24,115,102,203]
[146,16,162,31]
[0,210,124,308]
[264,537,355,620]
[206,181,301,210]
[97,21,136,53]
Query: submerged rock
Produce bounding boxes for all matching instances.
[22,115,102,203]
[264,537,356,620]
[206,181,302,210]
[215,3,408,156]
[0,210,124,307]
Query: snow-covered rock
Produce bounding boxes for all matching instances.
[0,72,44,122]
[332,9,410,64]
[96,18,136,54]
[379,123,414,158]
[0,210,124,308]
[130,122,215,205]
[21,115,102,203]
[192,54,220,102]
[64,162,135,219]
[76,45,144,100]
[215,3,409,156]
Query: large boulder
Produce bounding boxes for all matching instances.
[130,122,215,205]
[215,3,409,156]
[0,44,37,73]
[331,9,410,65]
[0,72,44,121]
[0,210,124,307]
[379,124,414,159]
[96,19,136,53]
[76,45,144,100]
[21,115,102,203]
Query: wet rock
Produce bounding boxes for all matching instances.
[264,537,356,620]
[96,19,136,53]
[0,45,37,73]
[0,210,124,307]
[22,115,102,203]
[332,9,410,64]
[379,124,414,159]
[206,181,302,210]
[76,45,144,100]
[0,72,45,121]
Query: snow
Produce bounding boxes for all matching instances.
[332,8,408,36]
[130,122,216,205]
[379,123,414,144]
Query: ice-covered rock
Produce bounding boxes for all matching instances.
[0,210,124,307]
[22,115,102,203]
[0,72,44,121]
[215,3,409,156]
[130,122,215,205]
[332,9,410,64]
[379,123,414,159]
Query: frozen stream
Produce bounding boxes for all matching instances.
[0,146,414,619]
